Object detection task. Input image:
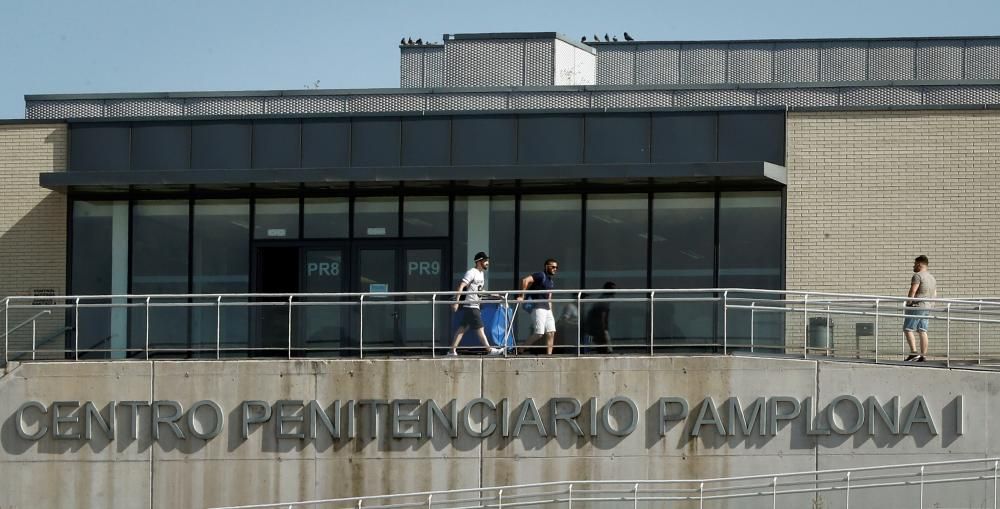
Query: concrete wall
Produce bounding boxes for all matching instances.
[0,356,993,509]
[0,123,67,358]
[785,109,1000,357]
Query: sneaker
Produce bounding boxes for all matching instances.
[447,350,458,357]
[904,353,919,362]
[487,347,504,356]
[916,355,926,362]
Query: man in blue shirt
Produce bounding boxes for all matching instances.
[517,258,558,354]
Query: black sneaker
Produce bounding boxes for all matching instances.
[916,355,926,362]
[904,354,919,362]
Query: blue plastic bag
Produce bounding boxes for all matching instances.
[453,303,516,351]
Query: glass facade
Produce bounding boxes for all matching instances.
[67,190,783,356]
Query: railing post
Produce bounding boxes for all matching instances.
[874,299,880,364]
[359,294,365,360]
[978,301,984,366]
[946,303,952,368]
[431,294,437,358]
[919,465,925,509]
[576,292,582,357]
[772,476,777,509]
[216,296,222,360]
[699,481,704,509]
[357,499,362,509]
[31,318,36,361]
[287,295,294,359]
[498,489,503,509]
[3,297,8,364]
[722,290,728,355]
[750,301,756,353]
[846,471,851,509]
[633,482,639,509]
[803,294,809,359]
[568,483,573,509]
[145,296,151,360]
[649,291,655,356]
[826,303,832,356]
[74,297,80,361]
[993,460,997,509]
[426,494,432,509]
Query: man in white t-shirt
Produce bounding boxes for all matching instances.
[449,252,503,356]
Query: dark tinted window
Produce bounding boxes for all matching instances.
[352,117,400,167]
[302,119,350,167]
[401,117,450,166]
[518,114,583,164]
[70,123,130,171]
[718,111,785,164]
[191,122,251,169]
[253,120,301,169]
[584,114,650,164]
[132,122,191,170]
[651,113,717,163]
[452,116,516,165]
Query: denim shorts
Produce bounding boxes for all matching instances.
[903,308,930,332]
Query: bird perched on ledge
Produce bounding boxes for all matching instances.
[624,32,634,41]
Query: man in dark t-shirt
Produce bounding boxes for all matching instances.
[585,281,616,354]
[517,258,558,354]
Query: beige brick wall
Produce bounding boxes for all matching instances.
[786,110,1000,358]
[0,123,67,357]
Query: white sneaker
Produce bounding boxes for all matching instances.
[488,347,504,356]
[447,350,458,357]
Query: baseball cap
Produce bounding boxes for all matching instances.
[474,251,489,262]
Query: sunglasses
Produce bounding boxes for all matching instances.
[546,265,559,270]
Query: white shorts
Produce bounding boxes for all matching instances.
[531,308,556,335]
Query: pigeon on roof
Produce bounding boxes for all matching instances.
[407,37,414,45]
[604,33,609,41]
[581,36,586,43]
[400,37,406,45]
[624,32,634,41]
[416,38,423,45]
[612,35,618,42]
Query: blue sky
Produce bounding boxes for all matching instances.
[1,0,997,119]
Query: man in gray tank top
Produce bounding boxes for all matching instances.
[903,255,937,362]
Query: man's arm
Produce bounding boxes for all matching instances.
[517,274,535,301]
[451,280,469,312]
[907,281,920,306]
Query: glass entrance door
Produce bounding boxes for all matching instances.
[353,241,447,355]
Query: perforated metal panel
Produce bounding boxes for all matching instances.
[591,90,673,109]
[679,44,727,85]
[184,97,265,116]
[424,47,445,88]
[728,43,773,84]
[756,88,838,107]
[400,47,424,88]
[509,91,590,109]
[869,41,916,81]
[841,86,922,106]
[636,45,680,85]
[427,93,507,111]
[25,100,104,119]
[347,94,425,113]
[965,41,1000,80]
[820,42,867,81]
[595,46,635,85]
[445,39,524,87]
[106,99,184,117]
[524,40,555,87]
[264,96,346,115]
[675,89,754,107]
[923,86,1000,104]
[916,41,963,80]
[774,43,820,83]
[574,49,596,85]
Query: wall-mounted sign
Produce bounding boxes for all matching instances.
[12,395,960,444]
[369,283,388,293]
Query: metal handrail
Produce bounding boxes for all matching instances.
[206,456,1000,509]
[4,288,1000,364]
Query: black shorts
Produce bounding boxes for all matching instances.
[459,307,484,329]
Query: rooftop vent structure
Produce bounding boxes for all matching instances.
[401,32,596,88]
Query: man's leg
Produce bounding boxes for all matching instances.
[904,330,918,353]
[918,330,929,356]
[545,331,555,355]
[450,325,468,355]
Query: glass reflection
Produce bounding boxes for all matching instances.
[130,201,189,357]
[192,200,250,355]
